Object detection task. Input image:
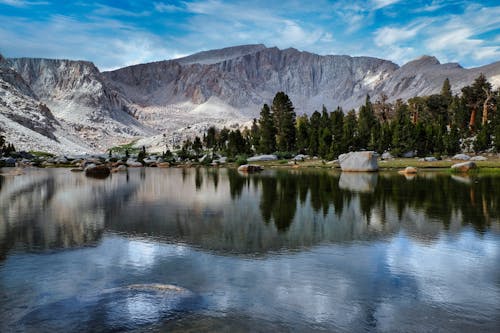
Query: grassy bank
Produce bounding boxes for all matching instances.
[247,156,500,171]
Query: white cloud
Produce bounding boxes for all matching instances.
[0,14,179,70]
[153,2,183,13]
[0,0,47,6]
[374,24,426,47]
[371,0,401,10]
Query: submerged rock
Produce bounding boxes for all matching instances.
[237,164,264,172]
[398,166,418,175]
[451,161,477,173]
[85,164,111,178]
[338,151,378,172]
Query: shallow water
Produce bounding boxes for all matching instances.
[0,168,499,332]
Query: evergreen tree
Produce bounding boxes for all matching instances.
[318,106,332,158]
[357,95,376,149]
[330,107,344,157]
[272,92,296,152]
[217,128,230,151]
[205,126,217,149]
[444,124,460,155]
[258,104,276,154]
[250,118,260,150]
[308,111,321,156]
[192,136,203,156]
[391,101,415,155]
[227,130,247,157]
[441,78,452,105]
[295,114,310,154]
[342,110,358,152]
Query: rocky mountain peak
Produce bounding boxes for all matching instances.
[174,44,268,65]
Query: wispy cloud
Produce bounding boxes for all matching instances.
[0,0,48,6]
[153,1,184,13]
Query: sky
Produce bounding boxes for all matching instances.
[0,0,499,71]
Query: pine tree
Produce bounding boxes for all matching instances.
[342,110,358,152]
[205,126,217,149]
[308,111,321,156]
[330,107,344,157]
[193,136,203,156]
[258,104,276,154]
[357,95,376,149]
[441,78,452,105]
[272,92,296,152]
[250,118,260,151]
[295,114,310,154]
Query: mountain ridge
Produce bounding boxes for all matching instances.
[1,44,500,153]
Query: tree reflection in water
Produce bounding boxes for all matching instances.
[0,168,499,258]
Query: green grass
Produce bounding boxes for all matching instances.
[29,151,55,158]
[109,140,141,155]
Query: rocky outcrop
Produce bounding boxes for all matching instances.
[338,151,379,172]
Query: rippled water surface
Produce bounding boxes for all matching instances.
[0,168,499,332]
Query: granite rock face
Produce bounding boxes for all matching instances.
[339,151,379,172]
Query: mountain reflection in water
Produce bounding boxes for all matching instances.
[0,168,498,257]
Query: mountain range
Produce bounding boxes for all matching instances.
[1,44,499,154]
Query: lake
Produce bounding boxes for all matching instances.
[0,167,499,332]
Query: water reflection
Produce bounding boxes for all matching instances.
[0,168,499,258]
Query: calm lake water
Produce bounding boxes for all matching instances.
[0,167,499,332]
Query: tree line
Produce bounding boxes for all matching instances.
[178,74,500,160]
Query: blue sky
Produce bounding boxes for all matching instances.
[0,0,499,70]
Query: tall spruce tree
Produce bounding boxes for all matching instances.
[295,114,310,154]
[357,95,377,149]
[330,107,344,157]
[272,92,296,152]
[308,111,321,156]
[342,110,358,152]
[258,104,276,153]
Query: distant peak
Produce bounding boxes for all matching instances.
[174,44,268,65]
[406,55,440,66]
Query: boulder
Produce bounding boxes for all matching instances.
[0,157,16,167]
[293,154,309,161]
[398,166,418,175]
[381,152,393,160]
[157,162,170,168]
[237,164,264,172]
[452,154,471,160]
[403,151,416,158]
[247,154,278,162]
[424,156,438,162]
[126,159,143,167]
[85,164,111,178]
[470,156,487,161]
[451,161,477,173]
[338,151,378,172]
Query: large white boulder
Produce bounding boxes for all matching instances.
[247,154,278,162]
[452,154,470,160]
[338,151,378,172]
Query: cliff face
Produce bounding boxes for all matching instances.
[2,45,500,153]
[8,58,156,152]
